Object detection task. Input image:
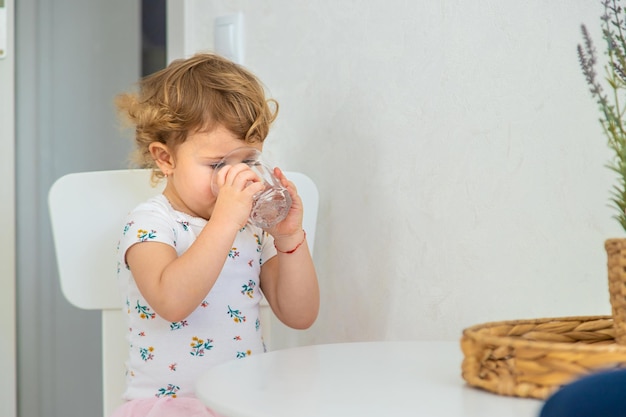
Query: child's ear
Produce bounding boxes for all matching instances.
[149,142,175,174]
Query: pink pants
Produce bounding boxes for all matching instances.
[110,397,223,417]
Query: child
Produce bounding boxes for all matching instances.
[112,53,320,417]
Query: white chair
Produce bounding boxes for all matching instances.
[48,169,318,417]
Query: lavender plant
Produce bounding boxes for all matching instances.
[578,0,626,231]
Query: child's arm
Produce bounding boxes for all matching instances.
[125,219,238,322]
[260,169,320,329]
[126,164,265,322]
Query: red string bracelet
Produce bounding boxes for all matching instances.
[274,230,306,254]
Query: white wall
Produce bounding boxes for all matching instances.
[177,1,618,348]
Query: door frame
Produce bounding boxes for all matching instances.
[0,0,17,416]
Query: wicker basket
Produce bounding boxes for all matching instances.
[461,315,626,399]
[606,238,626,344]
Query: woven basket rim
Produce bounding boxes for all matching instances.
[462,315,626,353]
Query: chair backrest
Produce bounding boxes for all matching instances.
[48,168,318,417]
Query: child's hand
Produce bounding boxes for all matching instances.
[266,167,305,239]
[211,163,265,229]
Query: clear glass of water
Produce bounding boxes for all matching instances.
[211,147,292,229]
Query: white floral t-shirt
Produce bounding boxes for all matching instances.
[117,194,275,400]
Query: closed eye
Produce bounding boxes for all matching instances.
[209,162,225,170]
[243,160,261,167]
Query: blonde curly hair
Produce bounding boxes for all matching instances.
[116,53,279,181]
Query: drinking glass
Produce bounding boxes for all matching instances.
[211,147,292,229]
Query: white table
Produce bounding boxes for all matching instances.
[195,341,543,417]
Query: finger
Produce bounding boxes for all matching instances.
[224,164,259,188]
[234,165,263,190]
[273,166,287,183]
[245,181,266,196]
[273,167,297,192]
[213,164,232,190]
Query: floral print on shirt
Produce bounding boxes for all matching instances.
[118,195,273,400]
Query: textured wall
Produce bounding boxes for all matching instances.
[179,1,618,348]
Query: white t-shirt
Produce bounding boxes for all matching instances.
[117,194,276,400]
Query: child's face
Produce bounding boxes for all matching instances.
[165,125,263,219]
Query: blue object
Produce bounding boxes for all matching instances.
[539,369,626,417]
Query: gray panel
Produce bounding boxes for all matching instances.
[16,1,141,416]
